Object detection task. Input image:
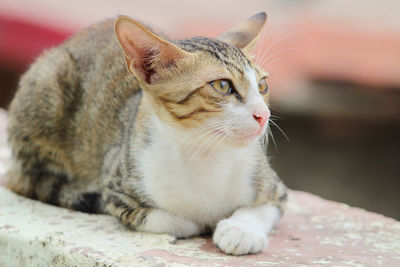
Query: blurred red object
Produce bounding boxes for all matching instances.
[0,16,72,71]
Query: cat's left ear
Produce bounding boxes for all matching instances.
[217,12,267,54]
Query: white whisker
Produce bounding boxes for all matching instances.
[270,114,283,120]
[183,123,233,178]
[269,119,289,142]
[183,120,230,146]
[256,31,294,67]
[254,30,270,66]
[261,48,300,67]
[267,123,278,151]
[263,56,290,68]
[196,124,235,178]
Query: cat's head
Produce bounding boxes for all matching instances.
[115,12,270,148]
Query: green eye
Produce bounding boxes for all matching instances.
[210,79,233,95]
[258,77,269,94]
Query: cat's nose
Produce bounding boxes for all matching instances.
[252,108,270,128]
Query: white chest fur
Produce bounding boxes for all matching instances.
[136,127,257,226]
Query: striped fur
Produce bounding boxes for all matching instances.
[6,12,287,254]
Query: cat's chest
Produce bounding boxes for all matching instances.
[137,139,256,225]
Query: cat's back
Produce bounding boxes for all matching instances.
[62,19,123,75]
[7,18,139,181]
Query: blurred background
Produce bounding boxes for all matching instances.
[0,0,399,219]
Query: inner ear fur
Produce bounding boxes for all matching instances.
[114,16,189,84]
[217,12,267,54]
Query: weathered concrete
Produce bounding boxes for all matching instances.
[0,108,399,266]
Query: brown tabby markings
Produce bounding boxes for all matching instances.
[156,38,256,121]
[178,37,251,73]
[161,86,223,120]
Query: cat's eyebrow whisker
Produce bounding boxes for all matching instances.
[265,63,288,73]
[256,31,294,67]
[263,56,291,69]
[254,30,269,66]
[254,45,262,66]
[269,119,289,142]
[260,48,300,67]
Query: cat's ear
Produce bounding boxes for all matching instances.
[115,16,189,84]
[217,12,267,54]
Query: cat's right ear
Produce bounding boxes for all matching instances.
[217,12,267,54]
[115,16,189,84]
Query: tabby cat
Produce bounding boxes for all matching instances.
[6,12,287,255]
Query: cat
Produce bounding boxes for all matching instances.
[6,12,287,255]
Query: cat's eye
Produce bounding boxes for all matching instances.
[210,79,234,95]
[258,77,269,94]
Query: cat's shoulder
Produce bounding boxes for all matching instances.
[61,19,116,55]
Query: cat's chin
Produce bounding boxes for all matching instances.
[216,129,264,147]
[232,133,262,147]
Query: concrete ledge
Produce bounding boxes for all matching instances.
[1,187,400,266]
[0,109,399,266]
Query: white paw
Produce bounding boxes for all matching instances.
[213,218,268,255]
[137,209,201,238]
[167,215,202,238]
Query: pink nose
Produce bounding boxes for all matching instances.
[252,109,270,128]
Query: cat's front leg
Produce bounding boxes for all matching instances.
[214,161,287,255]
[213,204,280,255]
[136,209,202,238]
[103,188,201,238]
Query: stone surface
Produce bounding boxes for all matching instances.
[0,108,399,266]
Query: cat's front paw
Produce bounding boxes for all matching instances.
[213,218,268,255]
[137,209,201,238]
